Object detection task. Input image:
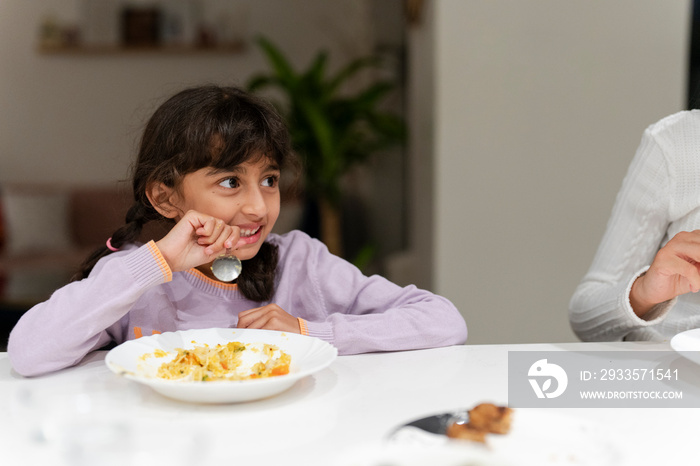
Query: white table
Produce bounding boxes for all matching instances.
[0,341,696,465]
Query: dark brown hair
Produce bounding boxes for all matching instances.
[73,85,297,301]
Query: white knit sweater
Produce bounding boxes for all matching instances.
[569,110,700,341]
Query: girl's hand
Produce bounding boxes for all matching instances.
[236,304,301,334]
[156,210,240,272]
[630,230,700,317]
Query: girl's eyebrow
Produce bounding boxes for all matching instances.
[206,167,241,176]
[206,162,280,176]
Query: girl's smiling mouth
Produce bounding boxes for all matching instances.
[237,225,263,246]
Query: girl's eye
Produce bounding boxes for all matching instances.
[219,177,239,189]
[262,175,279,188]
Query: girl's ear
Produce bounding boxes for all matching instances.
[146,182,180,219]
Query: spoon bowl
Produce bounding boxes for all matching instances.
[211,249,242,282]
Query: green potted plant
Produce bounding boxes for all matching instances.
[247,37,406,258]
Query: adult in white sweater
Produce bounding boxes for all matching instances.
[570,110,700,341]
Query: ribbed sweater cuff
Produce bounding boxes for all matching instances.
[303,320,334,344]
[123,240,173,287]
[622,266,674,324]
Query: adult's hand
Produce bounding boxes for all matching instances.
[630,230,700,317]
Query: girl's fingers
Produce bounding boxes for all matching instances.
[197,218,222,243]
[236,304,301,333]
[239,314,299,333]
[192,216,239,255]
[157,211,240,272]
[225,227,241,249]
[239,314,273,330]
[236,306,265,327]
[183,212,241,250]
[203,223,233,255]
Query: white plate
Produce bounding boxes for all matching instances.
[105,328,337,403]
[670,328,700,365]
[390,409,622,465]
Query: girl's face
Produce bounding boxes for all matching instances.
[173,158,281,262]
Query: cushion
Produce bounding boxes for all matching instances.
[0,195,4,251]
[69,187,132,247]
[1,185,72,256]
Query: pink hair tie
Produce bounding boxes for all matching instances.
[106,237,119,252]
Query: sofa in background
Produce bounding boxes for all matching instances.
[0,183,303,306]
[0,184,133,306]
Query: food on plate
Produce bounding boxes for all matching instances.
[446,403,513,443]
[445,422,488,443]
[154,341,291,381]
[467,403,512,434]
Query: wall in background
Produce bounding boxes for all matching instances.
[412,0,690,344]
[0,1,374,186]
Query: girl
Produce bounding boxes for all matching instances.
[8,85,467,377]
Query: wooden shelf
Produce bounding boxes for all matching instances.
[37,42,246,56]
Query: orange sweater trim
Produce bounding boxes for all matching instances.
[186,268,239,290]
[147,240,173,282]
[298,318,308,336]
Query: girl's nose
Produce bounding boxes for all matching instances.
[241,187,268,217]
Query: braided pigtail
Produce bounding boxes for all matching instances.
[71,202,160,281]
[237,242,279,302]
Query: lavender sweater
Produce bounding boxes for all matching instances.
[8,230,467,376]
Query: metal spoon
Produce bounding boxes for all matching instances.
[399,410,469,436]
[210,249,242,282]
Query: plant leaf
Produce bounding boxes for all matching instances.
[329,56,380,94]
[256,36,299,90]
[247,36,406,206]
